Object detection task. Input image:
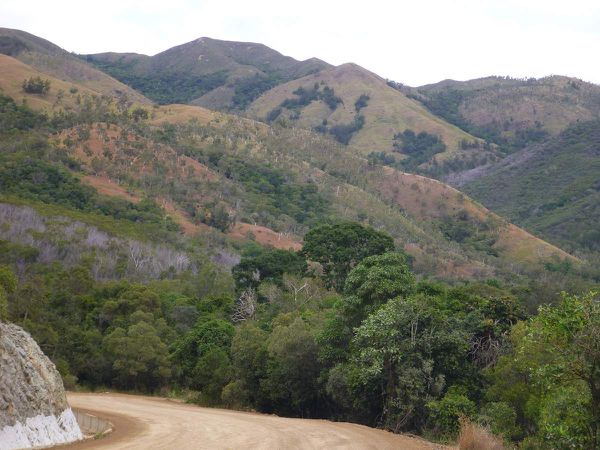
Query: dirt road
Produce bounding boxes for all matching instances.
[65,393,444,449]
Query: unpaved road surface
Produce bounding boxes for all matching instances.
[65,393,444,449]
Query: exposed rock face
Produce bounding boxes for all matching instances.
[0,322,82,449]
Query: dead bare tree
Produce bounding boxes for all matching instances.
[232,288,257,323]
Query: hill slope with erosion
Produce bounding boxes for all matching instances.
[83,37,330,108]
[0,28,149,104]
[247,63,497,173]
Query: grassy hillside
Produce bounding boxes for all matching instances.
[83,37,330,108]
[9,88,570,281]
[0,27,149,104]
[0,54,99,111]
[247,64,497,174]
[417,75,600,150]
[162,110,577,278]
[463,120,600,254]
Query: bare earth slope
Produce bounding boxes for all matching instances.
[66,393,444,450]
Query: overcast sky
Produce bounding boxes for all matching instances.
[2,0,599,86]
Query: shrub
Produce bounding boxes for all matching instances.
[22,76,51,95]
[266,107,282,122]
[478,402,520,440]
[354,94,370,112]
[427,386,476,436]
[328,115,365,145]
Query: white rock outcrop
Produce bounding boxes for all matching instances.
[0,322,83,450]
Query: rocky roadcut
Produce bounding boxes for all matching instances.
[0,323,83,450]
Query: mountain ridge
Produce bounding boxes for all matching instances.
[0,27,150,104]
[83,36,331,107]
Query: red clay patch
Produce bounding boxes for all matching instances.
[82,175,141,204]
[229,223,302,251]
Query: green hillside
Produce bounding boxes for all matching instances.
[463,120,600,254]
[83,37,330,107]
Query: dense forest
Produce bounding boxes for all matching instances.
[1,87,599,450]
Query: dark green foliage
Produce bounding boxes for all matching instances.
[104,317,172,391]
[465,120,600,254]
[232,248,306,292]
[172,319,235,390]
[0,156,179,232]
[0,157,97,209]
[320,86,343,110]
[279,83,342,112]
[199,202,233,232]
[0,94,46,131]
[413,89,469,132]
[327,115,365,145]
[231,74,281,110]
[22,76,50,95]
[427,387,476,436]
[341,252,415,324]
[393,129,446,170]
[192,149,329,225]
[486,292,600,448]
[261,318,322,416]
[131,107,148,122]
[354,94,370,112]
[85,55,228,104]
[439,210,499,256]
[281,84,321,109]
[265,107,282,122]
[367,151,396,166]
[0,265,17,320]
[302,222,394,290]
[346,295,472,431]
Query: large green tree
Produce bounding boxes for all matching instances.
[302,222,395,291]
[104,315,171,391]
[344,294,470,432]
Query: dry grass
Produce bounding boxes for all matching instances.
[247,63,480,157]
[150,104,217,125]
[82,175,141,204]
[0,54,98,111]
[229,222,302,251]
[458,419,505,450]
[14,51,149,104]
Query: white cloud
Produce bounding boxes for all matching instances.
[2,0,599,85]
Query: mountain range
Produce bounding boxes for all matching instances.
[1,26,598,283]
